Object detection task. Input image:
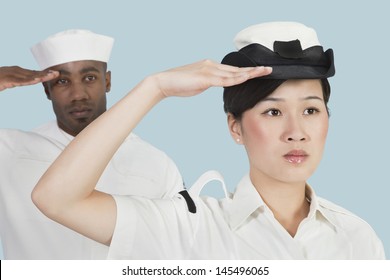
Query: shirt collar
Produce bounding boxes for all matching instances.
[227,174,265,230]
[227,174,338,231]
[305,183,318,218]
[305,184,339,230]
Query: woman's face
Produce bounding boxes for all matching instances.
[232,79,329,184]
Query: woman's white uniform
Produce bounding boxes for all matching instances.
[109,171,385,259]
[0,121,183,259]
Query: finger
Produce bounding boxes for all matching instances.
[16,69,58,81]
[20,70,59,84]
[36,70,60,82]
[212,66,273,88]
[216,63,257,72]
[1,82,17,90]
[248,66,273,78]
[214,65,272,82]
[216,63,270,74]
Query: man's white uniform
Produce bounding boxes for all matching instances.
[0,29,184,259]
[0,122,183,259]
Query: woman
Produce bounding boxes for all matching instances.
[32,22,385,259]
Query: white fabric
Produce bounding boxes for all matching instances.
[0,121,183,259]
[234,22,321,51]
[109,171,385,259]
[31,29,114,70]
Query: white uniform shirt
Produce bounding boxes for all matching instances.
[108,171,385,259]
[0,121,183,259]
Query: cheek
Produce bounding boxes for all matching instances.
[50,97,66,110]
[313,116,329,143]
[242,116,275,148]
[95,94,107,109]
[49,94,70,115]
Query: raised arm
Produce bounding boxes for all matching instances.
[32,60,271,245]
[0,66,59,91]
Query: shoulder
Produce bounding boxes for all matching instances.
[0,128,28,139]
[187,171,232,222]
[318,197,385,259]
[119,133,172,161]
[0,128,62,160]
[31,120,56,135]
[108,133,183,196]
[115,133,181,173]
[318,197,374,231]
[0,128,43,147]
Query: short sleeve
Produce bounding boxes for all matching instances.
[108,194,198,259]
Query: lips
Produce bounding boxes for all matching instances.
[283,149,308,164]
[69,106,93,118]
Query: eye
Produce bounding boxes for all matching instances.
[55,78,68,85]
[303,107,320,115]
[84,75,96,82]
[263,108,282,116]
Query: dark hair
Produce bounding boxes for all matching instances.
[223,78,331,120]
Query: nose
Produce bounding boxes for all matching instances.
[281,116,309,143]
[69,81,89,101]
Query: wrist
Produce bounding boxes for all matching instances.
[141,74,168,101]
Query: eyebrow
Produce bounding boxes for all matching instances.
[262,96,324,102]
[57,66,101,76]
[79,66,101,74]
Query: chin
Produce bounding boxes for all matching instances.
[278,170,314,184]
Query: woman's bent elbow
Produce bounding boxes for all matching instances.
[31,184,61,219]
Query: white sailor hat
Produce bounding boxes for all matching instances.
[31,29,114,70]
[222,22,335,79]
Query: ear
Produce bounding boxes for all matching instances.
[43,82,51,100]
[227,113,243,144]
[105,71,112,93]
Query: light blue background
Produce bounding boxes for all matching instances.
[1,0,389,259]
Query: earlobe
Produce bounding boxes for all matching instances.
[227,113,243,144]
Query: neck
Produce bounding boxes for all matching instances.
[250,169,310,237]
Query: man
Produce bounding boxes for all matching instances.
[0,30,183,259]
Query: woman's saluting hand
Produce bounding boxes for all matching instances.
[151,60,272,98]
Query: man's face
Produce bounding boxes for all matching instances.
[44,60,111,136]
